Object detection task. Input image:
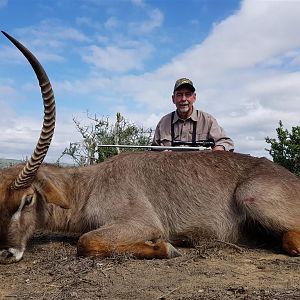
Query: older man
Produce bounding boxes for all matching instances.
[152,78,234,151]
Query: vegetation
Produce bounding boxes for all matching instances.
[265,120,300,176]
[0,158,22,169]
[59,112,153,166]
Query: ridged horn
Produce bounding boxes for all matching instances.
[1,31,56,190]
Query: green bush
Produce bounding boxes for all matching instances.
[59,112,153,166]
[265,120,300,176]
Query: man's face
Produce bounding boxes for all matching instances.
[172,87,196,115]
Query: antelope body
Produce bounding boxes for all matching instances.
[1,32,300,264]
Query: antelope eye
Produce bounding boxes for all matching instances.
[23,195,33,208]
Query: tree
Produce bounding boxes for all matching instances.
[265,120,300,176]
[59,112,153,166]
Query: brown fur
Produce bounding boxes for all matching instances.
[1,151,300,262]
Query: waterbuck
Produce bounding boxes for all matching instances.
[1,32,300,264]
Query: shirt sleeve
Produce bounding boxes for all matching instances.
[151,122,161,146]
[151,114,173,146]
[208,115,235,151]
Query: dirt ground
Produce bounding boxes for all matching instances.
[1,233,300,300]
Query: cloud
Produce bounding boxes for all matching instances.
[0,103,82,162]
[76,16,102,30]
[129,8,164,34]
[0,45,24,64]
[2,20,90,63]
[104,17,119,30]
[0,0,7,9]
[81,42,153,73]
[16,20,88,43]
[131,0,144,7]
[54,77,113,95]
[0,85,16,97]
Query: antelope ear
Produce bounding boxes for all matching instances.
[39,180,70,209]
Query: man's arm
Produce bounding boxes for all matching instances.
[151,123,162,146]
[208,116,234,151]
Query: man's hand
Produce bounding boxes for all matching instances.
[212,145,225,151]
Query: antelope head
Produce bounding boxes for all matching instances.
[0,31,57,263]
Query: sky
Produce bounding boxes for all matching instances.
[0,0,299,162]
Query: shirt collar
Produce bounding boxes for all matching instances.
[173,108,197,123]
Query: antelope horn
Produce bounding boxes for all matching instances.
[1,31,56,190]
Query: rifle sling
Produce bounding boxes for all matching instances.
[171,110,197,146]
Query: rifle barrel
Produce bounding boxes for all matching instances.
[97,145,210,151]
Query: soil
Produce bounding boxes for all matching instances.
[1,233,300,300]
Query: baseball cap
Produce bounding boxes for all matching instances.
[173,78,195,93]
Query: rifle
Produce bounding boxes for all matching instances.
[97,140,215,152]
[171,140,215,148]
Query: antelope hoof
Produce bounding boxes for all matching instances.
[282,231,300,256]
[166,243,182,258]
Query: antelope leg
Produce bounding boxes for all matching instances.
[77,223,181,259]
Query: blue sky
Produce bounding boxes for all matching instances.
[0,0,300,162]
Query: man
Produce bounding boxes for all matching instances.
[152,78,234,151]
